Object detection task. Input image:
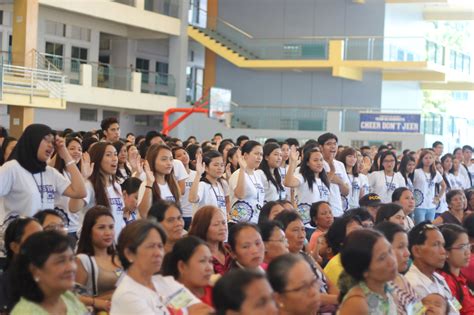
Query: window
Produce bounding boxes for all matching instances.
[45,20,66,37]
[103,110,120,120]
[70,25,91,41]
[156,61,169,85]
[45,42,64,69]
[136,58,150,83]
[80,108,98,122]
[71,47,88,73]
[0,11,3,25]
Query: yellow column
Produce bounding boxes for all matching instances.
[203,0,218,93]
[9,0,39,138]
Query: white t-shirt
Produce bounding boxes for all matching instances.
[138,181,177,206]
[452,172,467,190]
[323,160,351,217]
[54,170,81,233]
[466,164,474,188]
[368,171,406,204]
[437,173,458,214]
[173,159,188,182]
[193,180,228,219]
[413,169,443,209]
[0,160,70,220]
[292,172,330,225]
[255,169,286,203]
[346,174,366,210]
[110,274,200,315]
[458,165,471,190]
[228,169,264,223]
[180,170,196,218]
[280,166,292,201]
[83,181,126,238]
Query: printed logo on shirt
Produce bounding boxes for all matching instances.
[216,195,226,209]
[425,177,435,188]
[165,196,176,202]
[342,196,349,212]
[230,200,254,222]
[385,182,397,192]
[414,189,424,207]
[185,181,193,188]
[110,198,124,213]
[318,184,330,199]
[297,203,311,225]
[39,185,56,202]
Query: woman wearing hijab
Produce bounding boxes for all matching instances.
[0,124,87,220]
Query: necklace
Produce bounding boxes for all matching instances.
[31,173,44,207]
[247,172,261,202]
[384,171,395,193]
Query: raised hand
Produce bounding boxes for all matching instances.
[236,150,247,170]
[195,152,205,175]
[143,160,155,185]
[289,146,300,163]
[54,135,70,161]
[81,152,94,179]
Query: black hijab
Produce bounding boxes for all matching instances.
[8,124,54,174]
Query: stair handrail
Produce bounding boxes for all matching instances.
[32,49,63,74]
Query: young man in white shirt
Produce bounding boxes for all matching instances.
[317,133,350,217]
[462,145,474,188]
[405,222,460,315]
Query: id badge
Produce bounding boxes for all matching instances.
[166,288,194,309]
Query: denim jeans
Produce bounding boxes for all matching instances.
[414,207,436,224]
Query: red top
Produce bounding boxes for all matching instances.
[212,252,232,275]
[199,285,214,307]
[461,254,474,290]
[438,270,474,315]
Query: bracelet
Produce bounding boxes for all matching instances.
[145,185,153,189]
[65,160,76,167]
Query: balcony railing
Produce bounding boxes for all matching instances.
[113,0,180,18]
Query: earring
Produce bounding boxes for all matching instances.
[34,277,40,283]
[279,303,284,308]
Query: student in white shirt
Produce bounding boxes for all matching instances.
[54,137,93,237]
[452,158,469,190]
[406,222,459,314]
[189,150,229,218]
[172,146,196,229]
[317,133,351,217]
[0,124,86,220]
[284,146,330,226]
[69,142,126,238]
[369,150,406,204]
[337,148,364,210]
[112,141,132,185]
[398,154,416,192]
[462,145,474,188]
[229,141,264,224]
[111,220,211,315]
[138,144,181,218]
[256,142,286,203]
[413,150,446,224]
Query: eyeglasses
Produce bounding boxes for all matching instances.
[449,243,472,251]
[283,277,319,294]
[267,237,288,245]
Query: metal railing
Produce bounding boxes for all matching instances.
[0,63,66,101]
[140,70,176,96]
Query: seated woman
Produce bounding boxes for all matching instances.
[110,220,211,315]
[392,187,416,231]
[338,229,400,314]
[162,236,214,307]
[375,221,420,315]
[213,269,278,315]
[33,209,69,235]
[375,203,406,227]
[274,210,339,310]
[461,213,474,290]
[188,205,231,275]
[259,221,289,264]
[228,223,265,271]
[257,201,285,225]
[0,217,42,312]
[267,254,321,315]
[308,201,334,254]
[10,231,87,315]
[147,200,186,253]
[433,190,466,225]
[75,206,123,312]
[438,224,474,315]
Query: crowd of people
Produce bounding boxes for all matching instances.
[0,119,473,315]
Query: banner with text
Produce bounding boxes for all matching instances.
[359,113,421,133]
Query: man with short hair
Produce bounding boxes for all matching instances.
[126,132,135,144]
[462,145,474,188]
[406,222,459,314]
[432,141,444,161]
[100,117,120,142]
[317,133,350,217]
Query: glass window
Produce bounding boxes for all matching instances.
[45,42,64,69]
[80,108,97,122]
[103,110,120,120]
[136,58,150,83]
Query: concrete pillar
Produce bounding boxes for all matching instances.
[326,111,343,133]
[168,0,190,106]
[10,0,39,137]
[203,0,218,92]
[132,72,142,93]
[80,64,92,87]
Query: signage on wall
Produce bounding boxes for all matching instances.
[359,113,421,133]
[209,87,231,120]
